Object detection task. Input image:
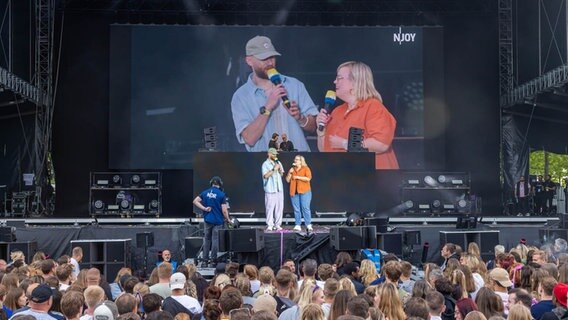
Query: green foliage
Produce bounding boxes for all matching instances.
[529,150,568,182]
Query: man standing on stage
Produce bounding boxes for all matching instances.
[231,35,318,152]
[262,148,285,231]
[193,176,230,267]
[534,175,545,215]
[515,176,531,216]
[543,174,557,215]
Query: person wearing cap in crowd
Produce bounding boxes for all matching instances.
[161,272,202,317]
[489,267,513,315]
[92,301,119,320]
[540,283,568,320]
[10,283,58,320]
[262,147,285,231]
[231,35,318,152]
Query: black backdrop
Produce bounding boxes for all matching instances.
[51,9,500,217]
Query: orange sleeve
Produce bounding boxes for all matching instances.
[364,100,396,146]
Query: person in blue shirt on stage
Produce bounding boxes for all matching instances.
[192,176,230,267]
[231,35,318,152]
[156,249,177,270]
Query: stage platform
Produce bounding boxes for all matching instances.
[1,216,561,279]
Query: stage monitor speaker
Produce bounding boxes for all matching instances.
[185,237,203,259]
[365,217,389,233]
[330,226,377,251]
[377,232,403,256]
[219,228,264,252]
[136,232,154,248]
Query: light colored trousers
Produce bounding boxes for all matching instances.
[265,191,284,228]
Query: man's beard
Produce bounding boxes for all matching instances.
[254,66,269,80]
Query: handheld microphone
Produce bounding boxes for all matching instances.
[266,68,291,109]
[318,90,336,131]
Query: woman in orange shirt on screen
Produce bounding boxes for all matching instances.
[315,61,399,170]
[286,155,313,232]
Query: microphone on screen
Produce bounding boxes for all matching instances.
[318,90,336,131]
[266,68,291,109]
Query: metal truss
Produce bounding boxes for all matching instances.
[61,0,494,15]
[498,0,513,104]
[0,66,47,105]
[33,0,55,215]
[501,64,568,107]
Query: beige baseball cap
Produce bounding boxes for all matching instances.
[246,36,281,60]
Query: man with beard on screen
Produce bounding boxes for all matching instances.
[231,35,318,152]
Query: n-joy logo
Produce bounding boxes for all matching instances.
[393,26,416,45]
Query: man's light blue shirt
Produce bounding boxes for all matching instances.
[231,74,318,152]
[262,159,284,193]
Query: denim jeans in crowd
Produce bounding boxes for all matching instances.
[291,190,312,226]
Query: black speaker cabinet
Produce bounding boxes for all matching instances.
[439,230,500,259]
[136,232,154,248]
[219,228,264,252]
[365,217,389,233]
[0,227,15,242]
[0,241,37,264]
[330,226,377,251]
[185,237,203,259]
[377,232,403,256]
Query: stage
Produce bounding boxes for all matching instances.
[0,215,559,281]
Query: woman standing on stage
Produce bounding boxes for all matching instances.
[286,155,313,232]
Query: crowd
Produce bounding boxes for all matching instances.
[0,238,567,320]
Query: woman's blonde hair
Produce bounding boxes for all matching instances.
[450,269,469,299]
[464,311,487,320]
[296,282,317,310]
[507,304,532,320]
[359,259,379,287]
[468,242,481,258]
[295,155,308,167]
[10,251,24,262]
[375,283,406,320]
[338,277,357,297]
[301,303,325,320]
[337,61,382,102]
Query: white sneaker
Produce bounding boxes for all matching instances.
[275,226,283,231]
[307,224,313,232]
[266,226,274,231]
[293,225,302,231]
